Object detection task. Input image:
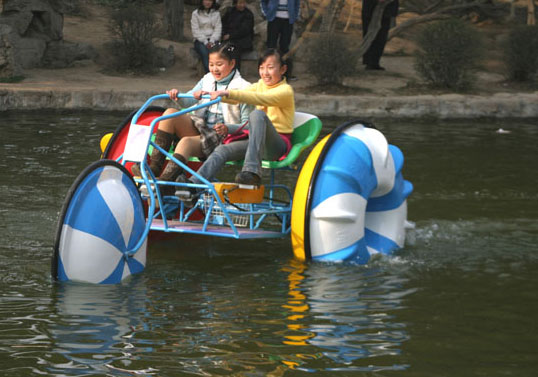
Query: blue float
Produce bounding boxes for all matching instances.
[52,160,147,284]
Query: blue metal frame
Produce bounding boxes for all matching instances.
[121,94,293,255]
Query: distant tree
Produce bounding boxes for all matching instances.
[164,0,185,41]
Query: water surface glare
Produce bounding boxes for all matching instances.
[1,112,537,376]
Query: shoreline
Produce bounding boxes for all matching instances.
[2,87,538,118]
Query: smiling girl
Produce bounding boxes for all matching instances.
[132,43,252,192]
[205,48,295,186]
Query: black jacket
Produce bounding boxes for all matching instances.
[222,6,254,51]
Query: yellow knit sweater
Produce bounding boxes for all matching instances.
[225,78,295,134]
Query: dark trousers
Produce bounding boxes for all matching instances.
[362,7,392,68]
[194,40,210,73]
[266,17,294,76]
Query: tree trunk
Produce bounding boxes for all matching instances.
[508,0,516,20]
[164,0,185,41]
[356,0,392,58]
[284,0,332,59]
[320,0,343,32]
[528,0,536,25]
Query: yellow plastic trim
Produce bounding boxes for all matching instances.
[212,182,265,204]
[290,135,330,261]
[100,133,113,156]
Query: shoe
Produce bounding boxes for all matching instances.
[365,65,385,71]
[235,171,261,186]
[174,174,200,203]
[131,163,142,177]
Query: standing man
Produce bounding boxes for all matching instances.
[362,0,399,70]
[261,0,300,80]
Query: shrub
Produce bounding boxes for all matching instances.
[414,19,483,90]
[304,32,359,86]
[503,25,538,82]
[107,3,159,73]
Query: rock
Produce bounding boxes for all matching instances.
[0,24,22,77]
[0,0,63,41]
[14,35,47,68]
[42,40,97,68]
[153,45,175,68]
[0,0,67,72]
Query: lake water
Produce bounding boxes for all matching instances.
[1,111,537,376]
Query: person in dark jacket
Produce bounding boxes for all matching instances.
[362,0,399,70]
[221,0,254,70]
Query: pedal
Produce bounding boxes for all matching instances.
[214,182,264,204]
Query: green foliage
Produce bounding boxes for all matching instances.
[304,32,359,86]
[414,19,483,90]
[0,76,25,83]
[503,25,538,82]
[107,3,160,73]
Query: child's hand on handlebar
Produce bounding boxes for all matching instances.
[208,90,229,100]
[166,89,179,101]
[192,90,203,100]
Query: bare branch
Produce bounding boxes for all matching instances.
[389,0,490,40]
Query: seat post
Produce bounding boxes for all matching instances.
[269,168,276,204]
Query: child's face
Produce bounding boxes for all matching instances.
[259,55,287,86]
[203,0,213,9]
[209,53,235,81]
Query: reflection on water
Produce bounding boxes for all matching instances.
[49,281,153,375]
[280,259,414,372]
[1,112,537,376]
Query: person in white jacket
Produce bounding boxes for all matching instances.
[191,0,222,73]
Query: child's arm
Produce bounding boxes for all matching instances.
[228,84,293,107]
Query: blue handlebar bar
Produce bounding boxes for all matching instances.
[131,93,221,125]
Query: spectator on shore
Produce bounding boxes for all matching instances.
[362,0,399,70]
[192,0,222,73]
[221,0,255,71]
[261,0,300,80]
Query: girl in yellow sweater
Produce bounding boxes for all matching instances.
[203,48,295,186]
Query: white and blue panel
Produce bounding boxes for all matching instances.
[309,123,413,264]
[54,160,147,284]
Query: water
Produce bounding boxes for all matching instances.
[1,111,537,376]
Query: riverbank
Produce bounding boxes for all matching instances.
[2,55,537,118]
[2,1,537,118]
[3,85,538,119]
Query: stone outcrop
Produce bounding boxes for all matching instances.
[0,0,96,77]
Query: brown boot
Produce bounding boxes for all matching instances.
[159,153,187,196]
[131,129,174,177]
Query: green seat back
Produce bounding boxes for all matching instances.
[261,112,322,169]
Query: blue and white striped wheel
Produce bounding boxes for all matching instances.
[292,120,413,264]
[52,160,147,284]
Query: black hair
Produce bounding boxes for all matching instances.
[258,48,286,68]
[198,0,219,11]
[209,42,238,64]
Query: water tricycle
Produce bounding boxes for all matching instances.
[52,94,413,284]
